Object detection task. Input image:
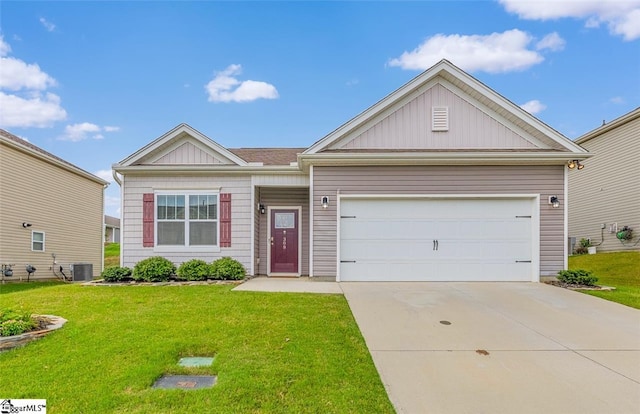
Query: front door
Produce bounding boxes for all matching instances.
[270,209,299,275]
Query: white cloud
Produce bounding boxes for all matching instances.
[205,64,279,103]
[0,56,57,91]
[0,35,11,57]
[499,0,640,41]
[59,122,120,142]
[536,32,566,51]
[0,36,67,128]
[388,29,546,73]
[609,96,625,104]
[39,17,56,32]
[520,99,547,114]
[94,169,115,183]
[0,92,67,128]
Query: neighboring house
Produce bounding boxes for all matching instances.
[0,130,108,281]
[568,107,640,253]
[113,60,588,282]
[104,215,121,243]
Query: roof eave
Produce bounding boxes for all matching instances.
[298,151,592,170]
[575,107,640,145]
[111,164,304,175]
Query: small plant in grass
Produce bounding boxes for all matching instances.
[101,266,132,282]
[557,269,598,286]
[177,259,210,281]
[210,257,246,280]
[574,238,591,255]
[0,309,37,337]
[133,256,176,282]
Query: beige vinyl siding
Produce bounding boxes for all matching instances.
[336,83,539,150]
[255,187,309,275]
[313,165,564,278]
[153,141,227,165]
[121,175,252,269]
[569,116,640,252]
[0,142,104,280]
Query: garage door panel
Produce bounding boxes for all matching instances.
[339,198,535,282]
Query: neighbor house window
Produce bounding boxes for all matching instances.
[32,231,45,251]
[156,192,218,246]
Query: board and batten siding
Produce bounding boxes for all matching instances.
[0,142,104,280]
[121,175,252,270]
[312,165,564,278]
[334,83,540,150]
[255,187,309,275]
[569,116,640,252]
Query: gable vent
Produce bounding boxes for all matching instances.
[432,106,449,131]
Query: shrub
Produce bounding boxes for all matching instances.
[0,309,37,337]
[101,266,132,282]
[133,256,176,282]
[177,259,210,281]
[557,269,598,286]
[210,257,246,280]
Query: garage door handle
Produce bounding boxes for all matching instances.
[341,260,356,263]
[516,260,532,263]
[433,240,439,250]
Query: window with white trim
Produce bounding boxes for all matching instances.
[156,192,218,246]
[32,231,45,251]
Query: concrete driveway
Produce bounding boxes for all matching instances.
[341,282,640,414]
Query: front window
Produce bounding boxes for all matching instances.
[157,192,218,246]
[32,231,45,251]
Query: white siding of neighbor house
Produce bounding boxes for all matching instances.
[152,141,227,165]
[334,83,540,150]
[0,142,105,280]
[312,165,564,278]
[121,175,252,270]
[569,114,640,252]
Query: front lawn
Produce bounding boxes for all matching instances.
[569,251,640,309]
[0,282,393,413]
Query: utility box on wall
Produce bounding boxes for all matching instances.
[72,263,93,281]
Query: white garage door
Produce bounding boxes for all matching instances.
[339,197,535,282]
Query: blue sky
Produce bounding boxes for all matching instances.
[1,0,639,218]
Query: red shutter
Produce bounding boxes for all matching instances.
[220,193,231,247]
[143,193,154,247]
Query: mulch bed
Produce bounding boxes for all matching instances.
[544,281,615,291]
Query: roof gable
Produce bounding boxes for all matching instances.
[118,124,248,167]
[305,60,586,155]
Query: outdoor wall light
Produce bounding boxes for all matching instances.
[259,204,266,214]
[567,160,584,170]
[321,196,329,209]
[549,196,560,208]
[22,222,32,228]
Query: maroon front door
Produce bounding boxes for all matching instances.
[270,209,299,274]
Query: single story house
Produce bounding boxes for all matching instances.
[113,60,588,282]
[0,129,108,281]
[568,107,640,252]
[105,215,121,243]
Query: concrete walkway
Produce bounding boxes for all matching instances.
[233,276,342,294]
[235,278,640,413]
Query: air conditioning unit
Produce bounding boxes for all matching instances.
[71,263,93,281]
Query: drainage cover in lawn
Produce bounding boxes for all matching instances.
[178,357,215,367]
[153,375,217,390]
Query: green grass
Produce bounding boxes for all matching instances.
[104,243,120,267]
[569,251,640,309]
[0,283,393,413]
